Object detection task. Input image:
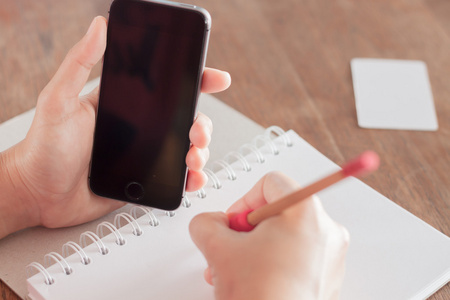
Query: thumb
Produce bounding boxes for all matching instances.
[189,212,231,261]
[40,16,107,104]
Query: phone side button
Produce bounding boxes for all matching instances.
[125,182,145,201]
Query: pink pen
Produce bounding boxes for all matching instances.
[228,151,380,232]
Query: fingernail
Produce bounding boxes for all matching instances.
[200,147,210,164]
[222,71,232,86]
[86,17,97,36]
[222,71,231,80]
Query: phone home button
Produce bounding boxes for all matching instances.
[125,182,144,201]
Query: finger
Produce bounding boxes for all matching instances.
[185,169,208,192]
[339,224,351,247]
[189,212,231,261]
[201,68,231,94]
[41,16,107,102]
[324,223,350,300]
[189,112,213,149]
[186,147,209,172]
[204,267,214,286]
[227,171,300,214]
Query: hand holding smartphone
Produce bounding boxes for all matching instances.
[89,0,211,210]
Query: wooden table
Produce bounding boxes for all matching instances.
[1,0,449,299]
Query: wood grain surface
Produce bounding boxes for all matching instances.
[1,0,449,299]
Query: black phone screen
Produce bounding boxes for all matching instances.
[89,0,208,210]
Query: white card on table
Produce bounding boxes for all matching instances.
[351,58,438,131]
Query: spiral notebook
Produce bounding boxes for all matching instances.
[1,79,450,299]
[24,127,450,300]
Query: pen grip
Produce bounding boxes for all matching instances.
[228,209,255,232]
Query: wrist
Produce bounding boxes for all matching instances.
[214,262,319,300]
[0,144,40,239]
[216,273,315,300]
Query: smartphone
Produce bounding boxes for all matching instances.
[89,0,211,210]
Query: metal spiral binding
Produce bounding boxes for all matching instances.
[196,188,206,198]
[194,126,290,199]
[114,212,143,236]
[239,143,265,163]
[97,222,126,246]
[26,262,54,285]
[182,195,192,208]
[204,168,222,189]
[265,125,293,147]
[165,211,176,217]
[62,242,91,265]
[253,135,280,155]
[130,206,160,227]
[44,252,72,275]
[80,231,109,255]
[224,151,251,172]
[213,160,237,180]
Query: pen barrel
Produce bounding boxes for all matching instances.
[247,170,346,226]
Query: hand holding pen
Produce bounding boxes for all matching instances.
[188,151,379,300]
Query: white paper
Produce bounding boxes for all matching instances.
[351,58,438,131]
